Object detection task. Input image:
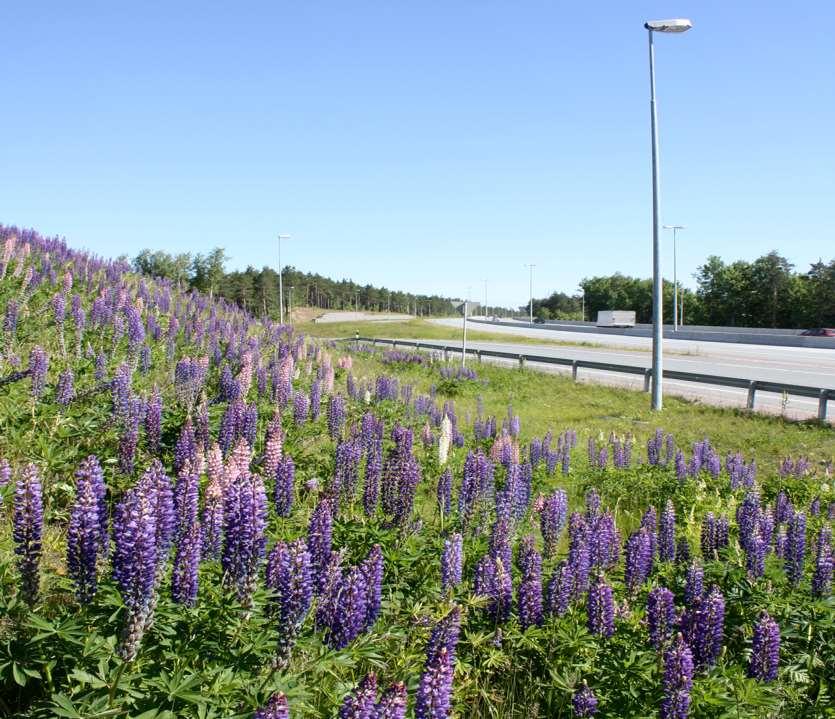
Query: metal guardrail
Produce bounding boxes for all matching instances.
[347,336,834,421]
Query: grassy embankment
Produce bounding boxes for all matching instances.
[343,344,835,470]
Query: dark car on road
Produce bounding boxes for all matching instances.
[801,328,835,337]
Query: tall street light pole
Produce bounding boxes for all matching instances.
[277,234,291,324]
[663,225,685,331]
[525,264,535,324]
[645,18,692,411]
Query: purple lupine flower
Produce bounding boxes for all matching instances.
[683,585,725,669]
[325,564,370,649]
[0,458,11,492]
[112,477,158,660]
[661,634,694,719]
[307,499,334,593]
[293,390,310,424]
[265,538,313,665]
[811,525,832,598]
[426,606,462,667]
[700,512,728,559]
[222,471,267,605]
[572,684,598,717]
[736,492,761,552]
[774,491,793,523]
[171,521,201,606]
[659,500,676,562]
[75,456,108,551]
[144,387,162,453]
[362,439,383,516]
[375,682,407,719]
[545,561,574,617]
[339,673,378,719]
[474,555,512,623]
[67,473,102,603]
[436,468,452,516]
[589,512,620,570]
[415,647,454,719]
[540,489,568,558]
[56,369,75,406]
[94,351,107,381]
[28,346,48,398]
[52,292,67,327]
[111,362,132,422]
[489,511,512,573]
[647,586,676,649]
[587,575,615,638]
[241,403,258,449]
[334,439,363,505]
[641,505,659,558]
[748,611,780,682]
[118,397,145,475]
[625,528,654,593]
[441,533,463,592]
[684,563,704,607]
[328,394,347,440]
[3,299,18,334]
[201,477,224,561]
[393,454,421,528]
[568,512,591,597]
[518,535,543,629]
[585,489,601,520]
[310,378,322,420]
[675,538,691,567]
[362,544,384,631]
[174,462,200,538]
[13,465,44,605]
[774,529,788,559]
[254,693,289,719]
[785,512,806,585]
[275,456,295,518]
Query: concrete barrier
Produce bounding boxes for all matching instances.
[478,319,835,350]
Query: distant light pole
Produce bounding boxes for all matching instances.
[525,264,535,324]
[645,17,692,410]
[277,234,291,324]
[461,288,471,367]
[663,225,685,331]
[578,285,585,321]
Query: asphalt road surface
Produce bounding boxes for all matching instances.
[420,318,835,421]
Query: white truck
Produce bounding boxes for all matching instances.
[596,310,636,328]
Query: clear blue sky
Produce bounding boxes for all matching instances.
[3,2,834,307]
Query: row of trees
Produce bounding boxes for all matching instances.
[525,252,834,329]
[131,249,467,318]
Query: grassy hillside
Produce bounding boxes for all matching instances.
[0,227,833,719]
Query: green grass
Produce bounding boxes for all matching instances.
[344,346,835,468]
[299,318,625,351]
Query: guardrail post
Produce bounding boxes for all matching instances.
[572,360,579,382]
[392,341,397,350]
[443,348,448,361]
[746,381,757,410]
[518,355,526,369]
[643,369,652,393]
[819,390,829,421]
[415,342,421,352]
[371,338,377,346]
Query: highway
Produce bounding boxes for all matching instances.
[422,318,835,421]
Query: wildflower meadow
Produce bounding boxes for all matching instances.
[0,225,833,718]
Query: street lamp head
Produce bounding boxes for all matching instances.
[662,225,686,230]
[644,18,692,33]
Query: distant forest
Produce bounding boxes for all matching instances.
[526,252,835,329]
[132,248,834,329]
[131,249,492,318]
